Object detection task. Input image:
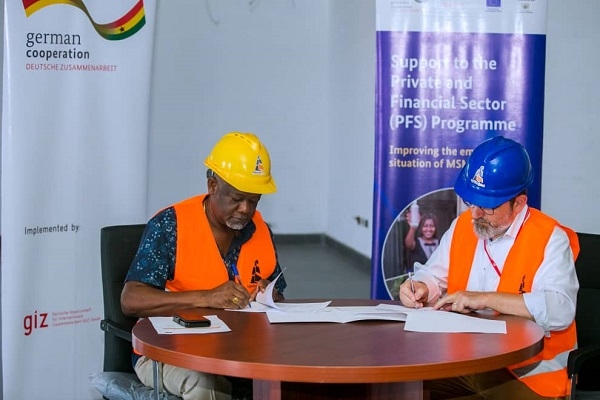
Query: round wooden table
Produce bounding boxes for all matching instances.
[132,299,544,400]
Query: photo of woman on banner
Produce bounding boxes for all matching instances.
[404,209,440,270]
[382,189,457,300]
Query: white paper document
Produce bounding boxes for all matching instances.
[371,303,434,313]
[148,315,231,335]
[230,268,332,313]
[404,311,507,334]
[265,304,425,324]
[265,303,506,334]
[266,305,409,323]
[244,300,332,313]
[253,268,288,309]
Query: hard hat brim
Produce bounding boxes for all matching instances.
[454,176,518,209]
[229,178,277,195]
[204,162,278,194]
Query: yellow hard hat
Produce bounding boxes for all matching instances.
[204,132,277,194]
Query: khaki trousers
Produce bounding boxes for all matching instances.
[135,355,232,400]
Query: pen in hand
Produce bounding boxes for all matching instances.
[408,271,417,309]
[231,263,251,308]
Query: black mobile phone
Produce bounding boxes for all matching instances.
[172,309,211,328]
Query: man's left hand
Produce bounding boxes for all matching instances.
[434,291,488,313]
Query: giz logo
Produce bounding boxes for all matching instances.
[23,310,49,336]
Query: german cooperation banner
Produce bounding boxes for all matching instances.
[2,1,155,398]
[372,0,548,300]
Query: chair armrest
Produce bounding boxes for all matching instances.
[100,319,133,342]
[567,344,600,376]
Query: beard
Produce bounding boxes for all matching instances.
[472,218,510,240]
[226,218,249,231]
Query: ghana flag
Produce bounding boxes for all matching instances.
[22,0,146,40]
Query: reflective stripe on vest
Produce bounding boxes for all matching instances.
[448,208,579,397]
[511,348,571,378]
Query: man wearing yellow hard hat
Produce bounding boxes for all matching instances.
[121,132,286,399]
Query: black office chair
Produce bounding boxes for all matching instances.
[95,224,181,400]
[100,224,147,374]
[567,232,600,400]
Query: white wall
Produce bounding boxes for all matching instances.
[542,0,600,234]
[147,0,330,234]
[148,0,600,258]
[325,0,376,255]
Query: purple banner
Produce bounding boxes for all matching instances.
[372,31,547,300]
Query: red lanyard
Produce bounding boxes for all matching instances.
[483,241,502,277]
[482,208,530,278]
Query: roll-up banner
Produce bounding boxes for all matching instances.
[372,0,548,300]
[2,1,155,398]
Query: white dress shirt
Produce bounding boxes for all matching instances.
[412,205,579,332]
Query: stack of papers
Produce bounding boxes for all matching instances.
[266,305,410,323]
[264,304,506,333]
[232,270,507,333]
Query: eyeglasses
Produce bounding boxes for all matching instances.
[462,200,498,215]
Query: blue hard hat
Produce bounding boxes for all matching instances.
[454,136,533,209]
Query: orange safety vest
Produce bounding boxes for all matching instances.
[167,194,277,293]
[448,208,580,397]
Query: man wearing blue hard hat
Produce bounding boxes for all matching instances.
[400,136,579,400]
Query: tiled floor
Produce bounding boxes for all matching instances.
[274,241,372,300]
